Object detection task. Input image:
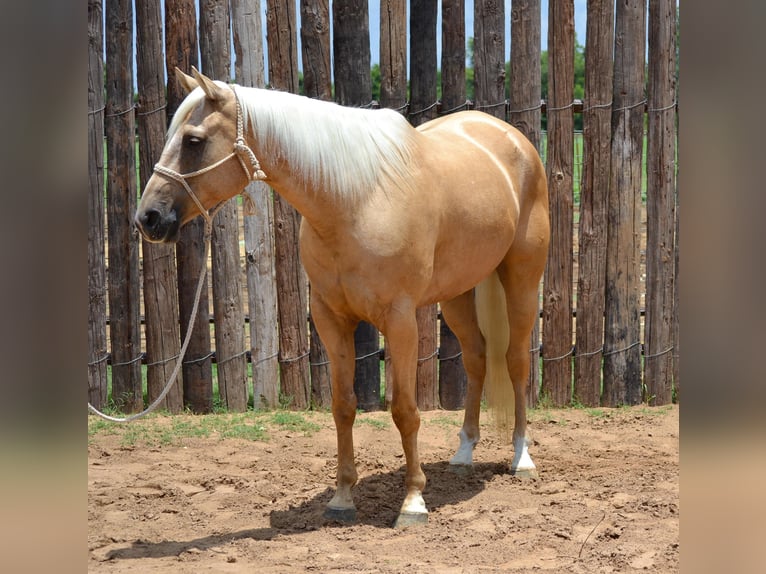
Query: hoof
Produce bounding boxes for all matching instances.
[448,463,473,476]
[393,511,428,529]
[511,467,538,479]
[323,506,357,523]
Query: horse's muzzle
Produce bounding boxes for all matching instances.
[134,207,180,243]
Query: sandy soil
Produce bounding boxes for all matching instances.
[88,405,678,573]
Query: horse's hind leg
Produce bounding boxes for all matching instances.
[498,233,548,477]
[310,292,359,522]
[441,290,486,468]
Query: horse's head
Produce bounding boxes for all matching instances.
[135,67,253,243]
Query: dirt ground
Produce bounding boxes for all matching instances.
[88,405,678,573]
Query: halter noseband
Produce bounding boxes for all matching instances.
[152,84,267,225]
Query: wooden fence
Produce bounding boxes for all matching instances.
[87,0,678,414]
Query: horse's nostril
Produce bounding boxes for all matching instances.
[143,209,161,229]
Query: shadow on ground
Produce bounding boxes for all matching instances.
[105,460,516,561]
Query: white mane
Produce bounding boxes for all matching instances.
[236,87,417,203]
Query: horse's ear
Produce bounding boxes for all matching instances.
[174,67,197,95]
[191,66,225,102]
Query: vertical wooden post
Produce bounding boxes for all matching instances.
[300,0,333,408]
[379,0,408,110]
[231,0,281,409]
[267,0,311,409]
[574,0,614,406]
[603,0,646,406]
[541,0,574,407]
[136,0,184,413]
[645,0,677,405]
[300,0,333,101]
[410,0,439,411]
[88,0,108,408]
[332,0,381,411]
[105,0,142,412]
[474,0,505,119]
[379,0,407,407]
[438,0,468,410]
[166,0,213,413]
[509,0,543,407]
[199,0,249,411]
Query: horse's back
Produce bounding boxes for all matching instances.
[413,110,546,215]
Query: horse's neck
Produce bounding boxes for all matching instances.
[243,93,365,234]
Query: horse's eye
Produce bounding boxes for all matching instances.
[185,135,204,147]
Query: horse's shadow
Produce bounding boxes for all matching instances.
[104,460,514,561]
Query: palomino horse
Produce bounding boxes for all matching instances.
[136,68,549,527]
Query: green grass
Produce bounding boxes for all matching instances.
[88,408,326,448]
[354,416,390,430]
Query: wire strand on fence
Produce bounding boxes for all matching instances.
[215,348,248,366]
[88,353,110,367]
[581,100,613,112]
[136,103,167,117]
[355,348,382,361]
[145,353,180,368]
[602,341,642,357]
[408,101,440,118]
[542,347,575,362]
[105,104,136,118]
[88,105,106,116]
[279,350,310,363]
[438,350,463,361]
[418,349,439,363]
[110,354,144,367]
[613,99,647,114]
[183,351,215,365]
[574,346,604,359]
[474,99,508,111]
[252,351,279,367]
[644,345,674,359]
[439,100,472,115]
[647,101,678,113]
[509,101,544,114]
[546,101,575,112]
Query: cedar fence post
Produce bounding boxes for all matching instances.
[644,0,677,405]
[379,0,407,409]
[300,0,333,407]
[166,0,214,413]
[136,0,184,413]
[332,0,381,412]
[438,0,468,411]
[542,0,575,407]
[509,0,543,408]
[603,0,646,406]
[231,0,281,409]
[266,0,311,409]
[88,0,108,408]
[574,0,614,406]
[105,0,142,412]
[409,0,439,411]
[200,0,249,411]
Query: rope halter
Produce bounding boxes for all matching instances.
[152,84,267,225]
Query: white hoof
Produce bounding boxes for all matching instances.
[450,429,478,467]
[511,435,536,475]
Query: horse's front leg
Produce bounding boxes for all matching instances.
[311,293,359,522]
[385,304,428,527]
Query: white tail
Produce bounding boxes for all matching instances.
[475,271,515,442]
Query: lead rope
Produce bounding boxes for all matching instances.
[87,84,266,423]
